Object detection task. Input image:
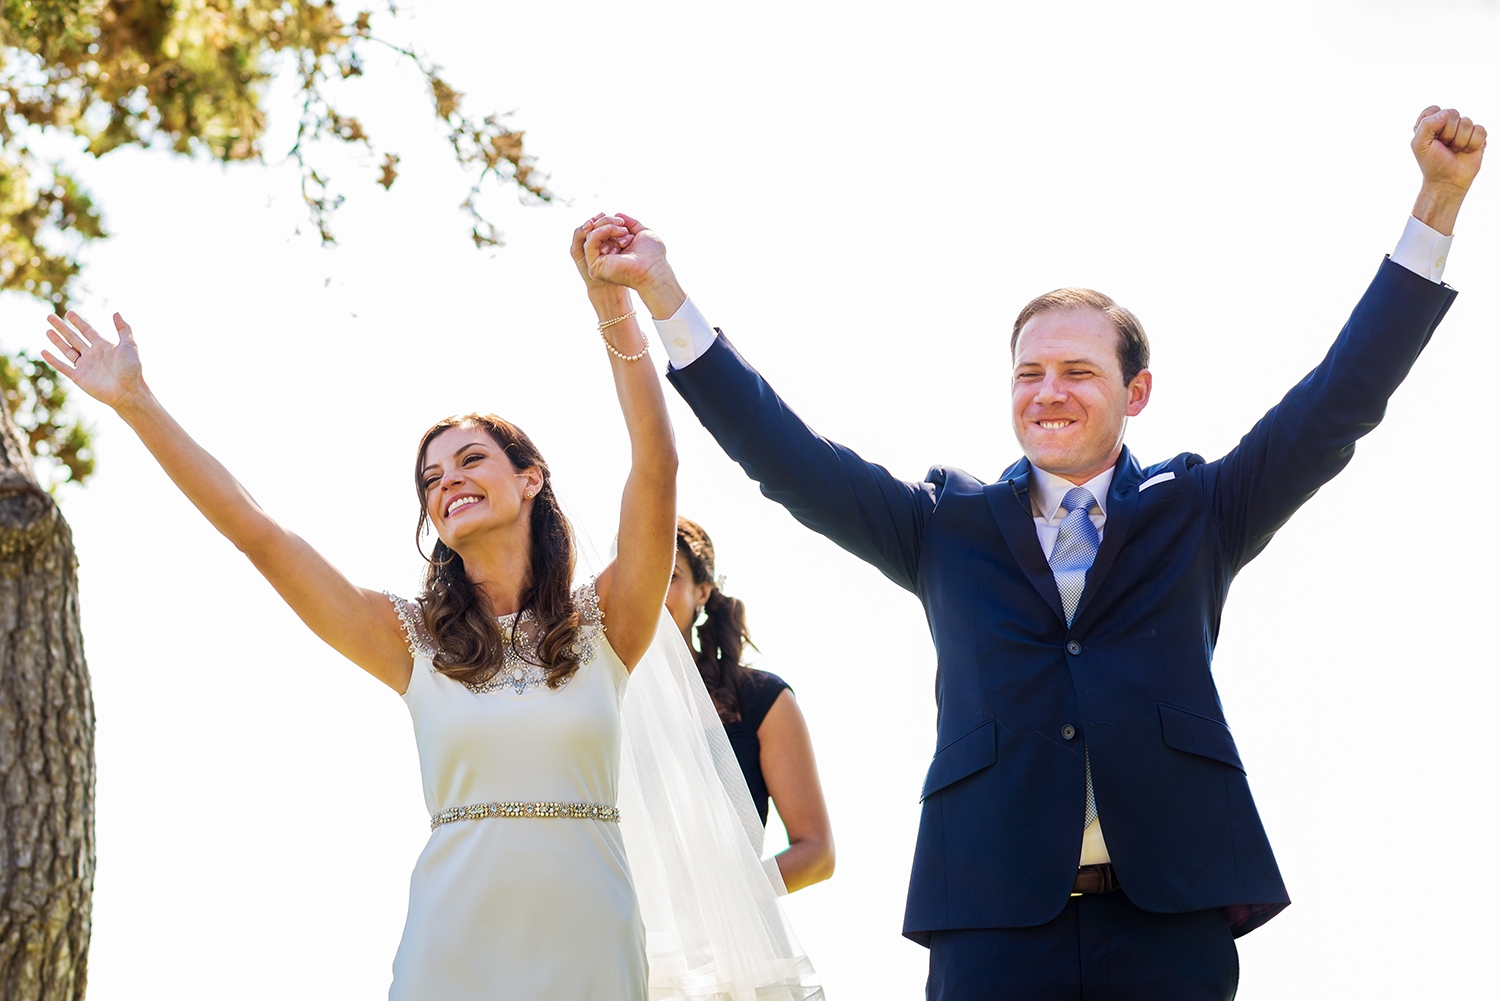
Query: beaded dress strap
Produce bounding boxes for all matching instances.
[384,593,440,662]
[572,577,604,632]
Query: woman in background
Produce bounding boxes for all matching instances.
[667,517,835,892]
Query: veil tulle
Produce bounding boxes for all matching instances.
[618,607,823,1000]
[572,518,824,1000]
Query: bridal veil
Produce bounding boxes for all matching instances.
[617,604,824,1001]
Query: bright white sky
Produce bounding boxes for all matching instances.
[2,0,1497,997]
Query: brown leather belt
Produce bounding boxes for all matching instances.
[1070,863,1121,896]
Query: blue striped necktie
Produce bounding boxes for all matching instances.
[1048,485,1102,834]
[1049,486,1100,626]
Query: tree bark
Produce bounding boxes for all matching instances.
[0,399,93,1000]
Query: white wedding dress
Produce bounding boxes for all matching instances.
[386,580,822,1001]
[388,579,645,998]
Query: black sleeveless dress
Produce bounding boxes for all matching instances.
[721,669,790,825]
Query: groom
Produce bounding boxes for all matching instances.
[585,106,1485,998]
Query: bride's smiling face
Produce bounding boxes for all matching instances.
[420,425,540,549]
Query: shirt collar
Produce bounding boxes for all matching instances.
[1029,463,1114,522]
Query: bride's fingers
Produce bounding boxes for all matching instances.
[65,309,111,347]
[577,213,613,239]
[584,224,629,259]
[46,313,90,354]
[44,327,80,362]
[38,349,75,375]
[582,226,606,258]
[113,313,136,346]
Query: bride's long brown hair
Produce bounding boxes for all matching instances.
[412,414,586,689]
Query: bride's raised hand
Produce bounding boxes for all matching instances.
[582,213,669,292]
[41,311,144,410]
[570,213,618,292]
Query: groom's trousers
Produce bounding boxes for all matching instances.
[926,890,1239,1001]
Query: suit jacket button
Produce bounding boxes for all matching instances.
[1066,640,1082,655]
[1061,725,1077,740]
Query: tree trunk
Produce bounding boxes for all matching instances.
[0,400,93,1000]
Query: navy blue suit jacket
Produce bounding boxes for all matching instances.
[666,259,1456,942]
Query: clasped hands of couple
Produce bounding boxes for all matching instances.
[570,211,687,353]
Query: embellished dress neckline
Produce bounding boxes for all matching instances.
[384,583,605,697]
[480,608,552,695]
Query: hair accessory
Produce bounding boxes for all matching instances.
[714,573,728,591]
[676,518,716,578]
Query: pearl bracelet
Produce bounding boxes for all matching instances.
[600,328,649,362]
[597,309,648,361]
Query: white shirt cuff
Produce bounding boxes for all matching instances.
[651,297,718,369]
[1390,215,1453,284]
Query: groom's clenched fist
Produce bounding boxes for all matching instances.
[1412,106,1486,192]
[1410,106,1485,236]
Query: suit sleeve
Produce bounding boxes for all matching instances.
[666,333,936,593]
[1203,258,1457,572]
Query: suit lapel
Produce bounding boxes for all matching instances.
[1071,447,1143,628]
[984,459,1067,628]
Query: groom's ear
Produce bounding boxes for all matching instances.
[1125,369,1152,417]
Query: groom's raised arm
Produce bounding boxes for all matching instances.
[581,213,935,592]
[666,320,935,593]
[1205,106,1482,572]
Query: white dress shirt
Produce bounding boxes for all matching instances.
[1029,465,1116,865]
[650,214,1453,868]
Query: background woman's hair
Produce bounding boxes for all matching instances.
[677,517,756,723]
[413,414,584,689]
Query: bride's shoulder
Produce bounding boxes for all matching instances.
[383,591,440,662]
[571,576,604,632]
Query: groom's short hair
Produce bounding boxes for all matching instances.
[1011,288,1151,385]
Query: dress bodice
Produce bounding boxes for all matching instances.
[388,580,629,816]
[385,580,647,1000]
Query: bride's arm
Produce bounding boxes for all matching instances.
[570,218,678,670]
[42,312,414,692]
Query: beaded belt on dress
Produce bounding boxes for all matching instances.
[430,801,621,830]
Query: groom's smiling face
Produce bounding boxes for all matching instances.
[1011,308,1152,485]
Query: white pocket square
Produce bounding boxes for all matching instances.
[1139,471,1176,492]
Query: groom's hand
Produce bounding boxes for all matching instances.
[1410,106,1486,236]
[583,213,686,319]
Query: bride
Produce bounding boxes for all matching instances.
[41,217,820,1000]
